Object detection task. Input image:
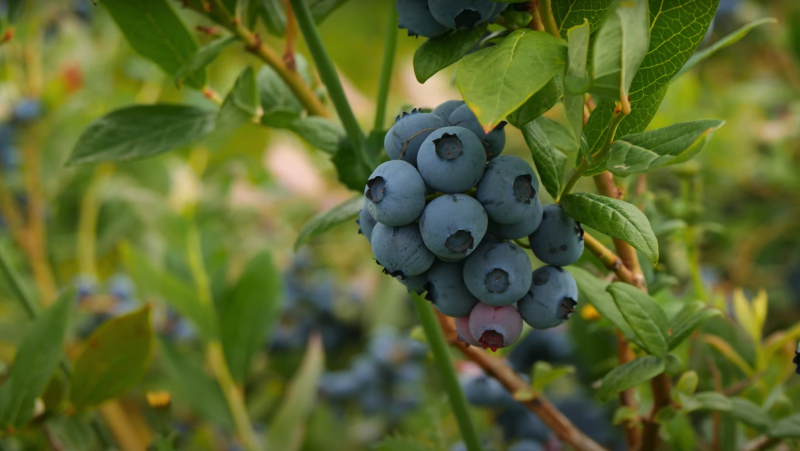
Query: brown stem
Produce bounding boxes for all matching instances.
[641,373,671,451]
[526,1,545,32]
[283,0,297,72]
[741,437,779,451]
[708,359,723,451]
[583,232,638,285]
[436,312,609,451]
[616,330,641,449]
[0,173,27,248]
[537,0,561,38]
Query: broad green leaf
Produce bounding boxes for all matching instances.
[536,116,578,153]
[565,19,590,146]
[607,282,669,356]
[157,339,234,428]
[0,290,73,428]
[8,0,24,23]
[682,392,732,413]
[294,196,363,250]
[121,243,217,339]
[598,355,664,402]
[521,120,566,198]
[531,361,575,392]
[217,67,259,133]
[668,302,722,350]
[414,27,486,84]
[263,113,345,154]
[67,105,216,165]
[267,334,325,451]
[560,193,659,264]
[70,307,154,410]
[703,335,755,376]
[258,61,308,118]
[220,251,283,382]
[730,398,772,432]
[673,18,776,80]
[457,29,567,128]
[552,0,612,36]
[261,0,288,36]
[46,416,98,451]
[376,436,436,451]
[308,0,350,23]
[331,140,372,191]
[507,73,563,128]
[769,413,800,438]
[102,0,205,89]
[607,120,724,176]
[174,37,237,88]
[590,0,649,112]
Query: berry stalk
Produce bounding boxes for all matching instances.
[374,3,399,132]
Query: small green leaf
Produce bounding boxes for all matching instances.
[607,282,669,356]
[258,63,306,118]
[102,0,205,89]
[45,416,98,451]
[560,192,659,265]
[607,120,725,176]
[613,406,639,425]
[267,334,325,451]
[552,0,611,36]
[174,37,238,88]
[507,73,563,128]
[730,398,772,432]
[217,67,259,133]
[308,0,350,23]
[220,251,283,383]
[769,413,800,438]
[414,26,486,84]
[261,0,288,36]
[521,120,566,198]
[376,436,437,451]
[536,116,578,153]
[668,301,722,350]
[682,392,732,413]
[655,406,677,423]
[294,196,363,250]
[664,353,682,375]
[457,29,567,128]
[70,306,154,410]
[67,105,216,165]
[263,113,345,154]
[0,290,73,428]
[598,355,665,402]
[531,361,575,392]
[331,140,372,191]
[565,19,590,146]
[673,370,698,398]
[674,18,776,80]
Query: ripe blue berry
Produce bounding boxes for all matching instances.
[455,315,480,346]
[487,202,543,240]
[396,0,449,38]
[529,204,584,266]
[425,260,479,317]
[371,222,435,278]
[428,0,496,29]
[477,155,541,225]
[397,272,428,294]
[357,200,377,243]
[517,266,578,329]
[384,109,447,167]
[462,372,514,407]
[417,126,486,194]
[419,194,488,261]
[449,104,506,159]
[509,440,545,451]
[463,241,532,305]
[365,160,427,226]
[468,302,523,351]
[432,100,465,122]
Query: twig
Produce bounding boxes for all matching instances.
[373,3,399,132]
[583,232,638,285]
[202,87,223,106]
[538,0,561,38]
[641,373,671,451]
[740,436,779,451]
[77,164,114,277]
[708,359,723,451]
[616,330,641,449]
[283,0,297,72]
[43,424,65,451]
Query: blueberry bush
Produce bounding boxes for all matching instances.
[0,0,799,450]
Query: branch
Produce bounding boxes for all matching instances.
[740,436,779,451]
[373,4,399,132]
[538,0,561,38]
[616,331,641,449]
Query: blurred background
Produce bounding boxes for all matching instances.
[0,0,799,450]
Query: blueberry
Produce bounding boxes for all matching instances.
[509,440,545,451]
[449,104,506,159]
[487,202,543,240]
[462,372,514,407]
[384,109,447,166]
[396,0,449,38]
[529,204,584,266]
[371,222,435,278]
[477,155,540,225]
[319,370,361,400]
[468,302,523,351]
[12,99,42,122]
[507,329,573,374]
[499,403,552,442]
[794,342,800,375]
[419,194,488,261]
[357,199,377,243]
[463,241,532,306]
[397,272,428,294]
[455,315,480,346]
[428,0,496,29]
[424,260,479,317]
[365,160,427,226]
[432,100,465,122]
[417,126,486,194]
[517,266,578,329]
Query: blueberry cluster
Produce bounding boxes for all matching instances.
[396,0,507,38]
[358,101,584,351]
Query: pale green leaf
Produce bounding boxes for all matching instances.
[703,335,755,376]
[263,113,345,154]
[531,361,575,392]
[507,73,563,128]
[607,282,669,356]
[536,116,578,153]
[294,195,363,250]
[730,398,772,432]
[174,37,237,88]
[598,355,664,402]
[769,413,800,438]
[521,120,566,198]
[261,0,288,36]
[414,27,486,84]
[668,301,722,350]
[682,392,732,413]
[553,0,612,35]
[217,67,259,133]
[565,19,590,146]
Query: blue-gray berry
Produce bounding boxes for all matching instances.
[419,194,488,261]
[357,199,377,243]
[529,203,584,266]
[371,222,435,278]
[449,104,506,159]
[365,160,427,226]
[432,100,465,122]
[396,0,449,38]
[384,109,447,167]
[517,266,578,329]
[477,155,540,225]
[463,241,532,305]
[487,201,543,240]
[417,126,486,194]
[428,0,496,29]
[425,260,479,317]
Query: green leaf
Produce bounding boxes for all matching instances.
[267,334,325,451]
[531,361,575,392]
[174,36,237,88]
[7,0,24,23]
[536,116,578,153]
[507,73,563,128]
[220,251,283,383]
[598,355,664,402]
[331,140,372,191]
[682,392,732,413]
[769,413,800,438]
[0,290,73,428]
[294,196,363,250]
[668,301,722,350]
[258,64,306,118]
[590,0,649,112]
[376,436,436,451]
[607,282,669,356]
[607,120,725,176]
[674,18,776,80]
[102,0,205,89]
[121,243,217,339]
[414,27,486,84]
[67,105,216,165]
[552,0,612,36]
[46,416,98,451]
[560,193,659,264]
[730,398,772,432]
[521,120,566,198]
[565,19,590,146]
[673,371,698,398]
[217,67,259,133]
[261,0,288,36]
[263,113,345,154]
[308,0,350,23]
[70,306,154,410]
[457,29,567,128]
